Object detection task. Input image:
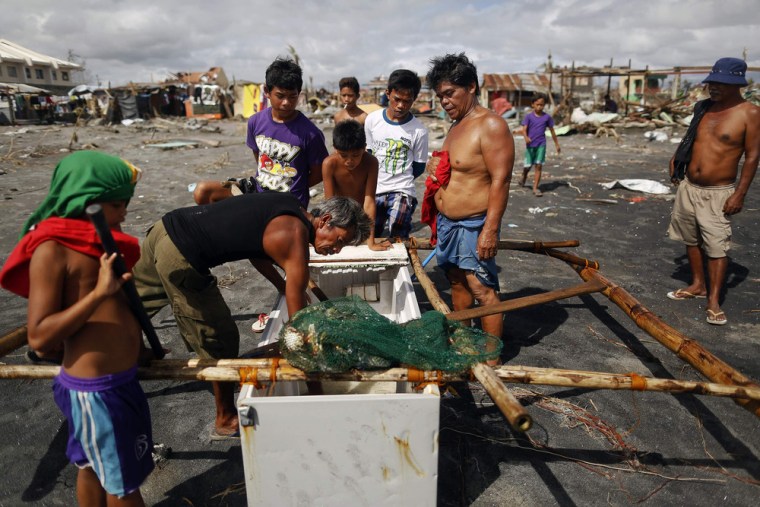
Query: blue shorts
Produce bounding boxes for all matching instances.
[524,145,547,167]
[375,192,417,239]
[435,213,500,291]
[53,367,154,498]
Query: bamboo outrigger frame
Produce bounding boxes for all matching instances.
[405,238,760,420]
[1,239,758,432]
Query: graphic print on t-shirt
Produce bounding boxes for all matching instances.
[378,136,411,175]
[254,135,301,193]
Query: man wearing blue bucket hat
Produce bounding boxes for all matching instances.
[667,57,759,326]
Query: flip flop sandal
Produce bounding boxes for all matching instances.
[666,289,707,300]
[210,429,241,441]
[706,309,728,326]
[251,313,270,333]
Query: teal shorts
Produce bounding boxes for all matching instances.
[524,145,547,167]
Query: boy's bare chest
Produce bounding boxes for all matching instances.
[63,253,99,305]
[336,169,368,200]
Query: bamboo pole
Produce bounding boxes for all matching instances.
[542,248,599,270]
[0,326,27,359]
[409,248,532,432]
[409,247,449,311]
[495,365,760,401]
[446,279,606,322]
[474,363,531,430]
[3,362,759,402]
[574,266,760,417]
[405,238,580,251]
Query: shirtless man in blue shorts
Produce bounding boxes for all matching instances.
[425,53,515,364]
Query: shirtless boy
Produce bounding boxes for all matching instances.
[425,53,515,364]
[333,77,367,125]
[667,57,759,325]
[0,151,153,506]
[323,120,390,250]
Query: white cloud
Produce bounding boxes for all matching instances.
[3,0,759,88]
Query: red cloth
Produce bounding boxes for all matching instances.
[0,217,140,298]
[421,150,451,246]
[490,97,513,116]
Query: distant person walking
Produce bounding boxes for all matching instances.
[515,94,560,196]
[666,57,759,325]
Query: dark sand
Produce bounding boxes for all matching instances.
[0,116,758,506]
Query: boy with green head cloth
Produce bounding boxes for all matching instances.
[0,151,156,505]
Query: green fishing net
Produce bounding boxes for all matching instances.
[279,296,502,373]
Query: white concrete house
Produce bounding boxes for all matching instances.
[0,39,83,95]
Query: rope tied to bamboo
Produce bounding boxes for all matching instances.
[239,367,262,389]
[629,373,647,391]
[407,367,425,383]
[409,368,445,391]
[270,357,280,384]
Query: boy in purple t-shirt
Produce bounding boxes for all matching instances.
[192,58,328,207]
[516,94,560,196]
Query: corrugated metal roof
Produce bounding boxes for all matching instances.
[0,39,82,70]
[482,73,559,93]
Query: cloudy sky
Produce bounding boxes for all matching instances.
[4,0,759,89]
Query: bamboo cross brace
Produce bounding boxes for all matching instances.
[446,279,606,322]
[3,362,760,402]
[573,265,760,418]
[408,247,532,432]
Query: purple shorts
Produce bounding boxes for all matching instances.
[53,367,154,498]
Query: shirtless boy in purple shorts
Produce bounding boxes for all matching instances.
[0,151,154,505]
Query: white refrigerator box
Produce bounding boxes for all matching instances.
[236,244,439,505]
[237,386,440,506]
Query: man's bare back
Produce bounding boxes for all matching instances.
[689,100,760,186]
[434,105,514,220]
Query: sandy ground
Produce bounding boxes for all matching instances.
[0,115,758,506]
